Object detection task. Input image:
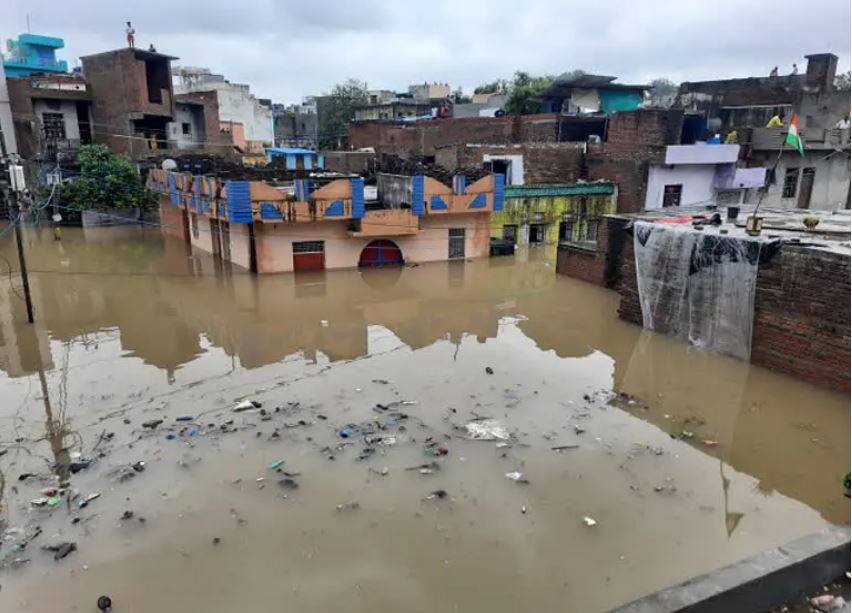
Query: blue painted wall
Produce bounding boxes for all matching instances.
[599,90,643,114]
[3,33,68,77]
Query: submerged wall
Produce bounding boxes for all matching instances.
[558,216,851,391]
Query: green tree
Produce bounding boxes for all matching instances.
[474,79,510,95]
[57,144,154,211]
[834,70,851,91]
[648,78,678,104]
[504,71,556,115]
[318,78,368,150]
[452,86,472,104]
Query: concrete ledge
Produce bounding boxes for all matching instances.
[611,526,850,613]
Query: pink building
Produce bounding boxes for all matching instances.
[149,170,505,274]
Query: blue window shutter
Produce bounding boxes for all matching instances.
[260,202,283,220]
[286,154,296,170]
[430,195,448,210]
[411,175,424,216]
[226,181,253,223]
[351,178,365,219]
[303,154,313,169]
[493,173,505,212]
[324,200,345,216]
[469,193,487,209]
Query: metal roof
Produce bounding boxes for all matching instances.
[266,147,317,156]
[541,74,649,98]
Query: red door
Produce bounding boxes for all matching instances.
[293,241,325,272]
[359,240,404,267]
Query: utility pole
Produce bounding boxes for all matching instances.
[8,162,34,323]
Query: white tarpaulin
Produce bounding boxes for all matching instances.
[633,221,778,361]
[569,88,601,113]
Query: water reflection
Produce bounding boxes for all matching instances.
[0,226,848,522]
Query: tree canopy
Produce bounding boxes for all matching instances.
[648,78,678,105]
[318,79,369,150]
[57,144,154,211]
[504,71,556,115]
[835,71,851,91]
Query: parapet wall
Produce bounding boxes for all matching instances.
[558,216,851,391]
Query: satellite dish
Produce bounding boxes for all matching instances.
[161,158,177,170]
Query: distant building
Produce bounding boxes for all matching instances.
[173,66,274,154]
[3,34,69,78]
[6,72,92,159]
[409,82,450,101]
[272,101,317,148]
[540,74,648,115]
[353,100,435,122]
[453,94,507,118]
[367,89,396,105]
[0,61,17,155]
[643,144,765,210]
[80,47,178,157]
[675,53,850,211]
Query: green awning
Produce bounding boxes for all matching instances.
[504,183,615,198]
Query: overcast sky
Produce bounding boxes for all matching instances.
[5,0,850,103]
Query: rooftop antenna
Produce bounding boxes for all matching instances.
[26,14,31,33]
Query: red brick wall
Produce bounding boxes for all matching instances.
[349,114,559,155]
[556,245,607,285]
[610,224,850,392]
[556,216,631,288]
[752,247,851,391]
[450,143,584,184]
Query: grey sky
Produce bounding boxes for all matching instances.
[4,0,850,103]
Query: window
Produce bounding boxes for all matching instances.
[42,112,66,140]
[181,122,191,135]
[585,219,599,242]
[292,241,325,254]
[662,185,682,208]
[782,168,799,199]
[448,228,465,259]
[503,224,518,242]
[559,218,574,241]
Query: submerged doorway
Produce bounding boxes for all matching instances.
[359,239,404,267]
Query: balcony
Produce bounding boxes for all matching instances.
[348,209,420,237]
[4,57,69,74]
[749,127,850,151]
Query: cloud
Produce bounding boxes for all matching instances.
[4,0,849,102]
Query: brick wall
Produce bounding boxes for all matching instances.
[447,143,584,184]
[349,113,559,155]
[583,110,684,214]
[556,244,607,285]
[752,247,851,391]
[608,222,850,392]
[556,215,631,288]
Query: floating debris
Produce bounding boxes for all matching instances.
[465,420,509,441]
[505,471,529,484]
[233,400,262,412]
[583,516,597,527]
[267,459,285,470]
[336,501,360,512]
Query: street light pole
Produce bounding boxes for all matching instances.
[10,189,34,323]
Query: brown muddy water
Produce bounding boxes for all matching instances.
[0,226,848,612]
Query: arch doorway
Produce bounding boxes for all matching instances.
[359,239,404,267]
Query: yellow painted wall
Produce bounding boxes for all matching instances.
[490,194,615,243]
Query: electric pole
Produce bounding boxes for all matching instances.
[7,161,34,323]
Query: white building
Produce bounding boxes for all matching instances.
[644,144,766,210]
[0,62,18,154]
[173,66,273,153]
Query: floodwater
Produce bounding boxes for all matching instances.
[0,226,848,612]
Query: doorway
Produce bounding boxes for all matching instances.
[293,240,326,271]
[797,168,815,209]
[448,228,465,259]
[528,223,547,244]
[359,239,403,267]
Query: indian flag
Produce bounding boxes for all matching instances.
[785,113,806,157]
